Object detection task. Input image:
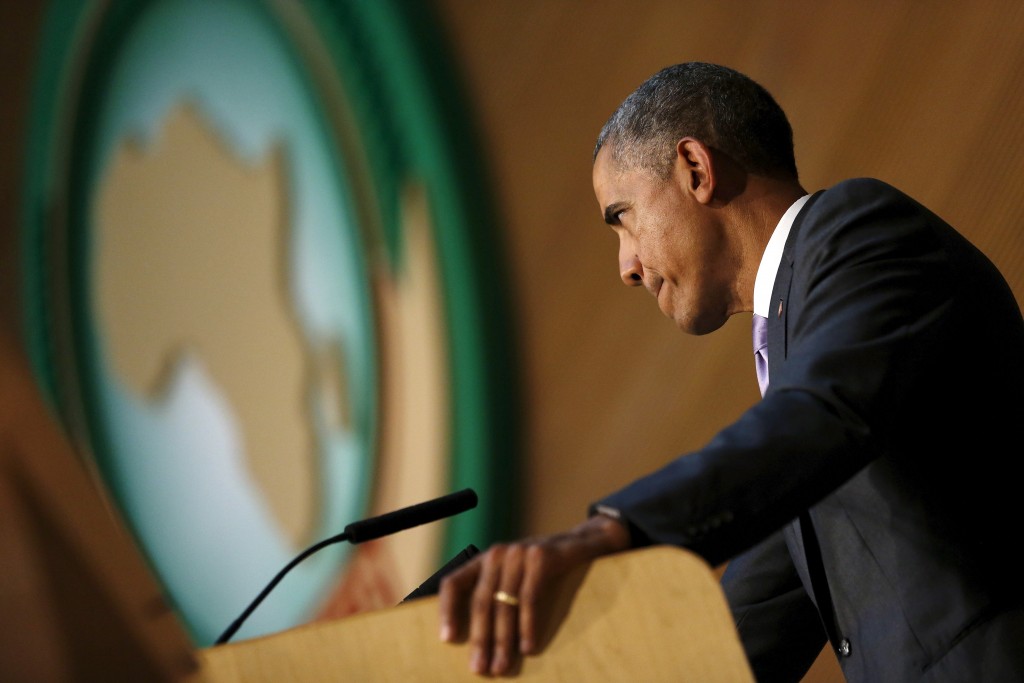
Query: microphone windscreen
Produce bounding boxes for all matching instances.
[344,488,478,544]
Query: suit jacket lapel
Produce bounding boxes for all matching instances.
[767,190,822,380]
[768,190,844,653]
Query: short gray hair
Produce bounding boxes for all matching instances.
[594,62,798,181]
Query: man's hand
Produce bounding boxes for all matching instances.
[438,513,631,675]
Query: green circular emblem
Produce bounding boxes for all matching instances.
[23,0,518,645]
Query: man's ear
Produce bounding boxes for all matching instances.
[675,137,715,204]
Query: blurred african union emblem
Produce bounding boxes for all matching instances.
[23,0,517,645]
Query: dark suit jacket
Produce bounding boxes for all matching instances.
[594,178,1024,682]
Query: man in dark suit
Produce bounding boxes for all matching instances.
[438,62,1024,681]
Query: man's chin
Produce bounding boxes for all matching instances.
[673,311,727,337]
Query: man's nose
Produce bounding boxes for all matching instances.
[619,240,644,286]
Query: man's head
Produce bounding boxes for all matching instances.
[594,62,797,182]
[592,63,802,335]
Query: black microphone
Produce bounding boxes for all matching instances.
[215,488,478,645]
[344,488,477,543]
[402,543,480,603]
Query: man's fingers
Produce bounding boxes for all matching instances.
[489,544,525,675]
[467,545,506,674]
[438,519,631,676]
[517,544,548,654]
[438,555,481,643]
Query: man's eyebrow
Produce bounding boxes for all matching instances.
[603,202,626,225]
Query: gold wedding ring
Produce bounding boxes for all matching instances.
[493,590,520,607]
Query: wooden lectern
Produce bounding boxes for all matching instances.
[199,546,755,682]
[0,330,754,682]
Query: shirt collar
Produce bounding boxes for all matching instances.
[753,194,810,317]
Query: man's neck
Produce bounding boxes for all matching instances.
[724,175,806,313]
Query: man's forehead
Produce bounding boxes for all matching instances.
[593,146,639,196]
[592,148,619,202]
[594,141,617,168]
[593,145,625,180]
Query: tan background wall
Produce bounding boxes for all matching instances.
[3,2,1024,681]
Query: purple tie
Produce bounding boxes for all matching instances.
[753,314,769,397]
